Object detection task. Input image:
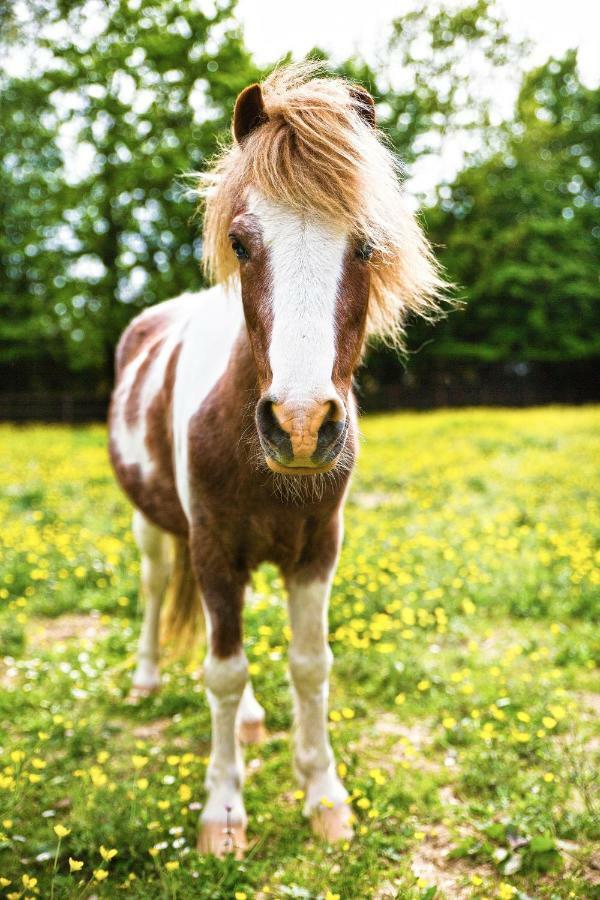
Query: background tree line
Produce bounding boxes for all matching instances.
[1,0,598,410]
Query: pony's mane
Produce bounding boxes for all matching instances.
[200,62,447,340]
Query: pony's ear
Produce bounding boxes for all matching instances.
[349,85,376,128]
[233,83,269,143]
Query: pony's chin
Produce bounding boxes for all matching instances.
[265,457,337,476]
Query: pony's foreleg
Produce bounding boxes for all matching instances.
[192,553,248,858]
[129,510,170,698]
[287,574,353,843]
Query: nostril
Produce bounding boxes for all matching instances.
[256,398,293,460]
[256,397,277,438]
[326,397,346,425]
[315,402,347,462]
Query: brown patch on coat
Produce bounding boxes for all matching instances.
[109,303,188,538]
[110,342,187,537]
[186,330,353,657]
[124,334,165,428]
[229,212,273,391]
[333,247,371,393]
[115,308,170,377]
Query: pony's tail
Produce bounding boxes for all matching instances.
[161,537,204,656]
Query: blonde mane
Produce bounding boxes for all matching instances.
[200,62,447,340]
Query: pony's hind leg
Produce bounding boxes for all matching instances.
[237,681,266,744]
[129,509,171,699]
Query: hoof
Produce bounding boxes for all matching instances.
[238,719,266,744]
[197,821,247,859]
[125,683,159,704]
[310,803,354,843]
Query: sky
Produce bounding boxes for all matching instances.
[4,0,598,200]
[236,0,599,84]
[235,0,599,197]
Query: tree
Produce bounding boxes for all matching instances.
[1,0,263,390]
[423,52,600,364]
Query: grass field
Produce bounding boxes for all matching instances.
[0,408,598,899]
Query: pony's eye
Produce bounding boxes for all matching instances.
[231,238,249,261]
[356,242,373,262]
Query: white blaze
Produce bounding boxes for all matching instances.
[249,191,348,402]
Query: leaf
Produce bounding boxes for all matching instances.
[484,823,507,842]
[529,834,556,854]
[420,888,437,900]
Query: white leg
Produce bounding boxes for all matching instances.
[130,510,170,695]
[287,576,352,841]
[199,649,248,857]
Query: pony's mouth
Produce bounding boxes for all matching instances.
[265,457,337,476]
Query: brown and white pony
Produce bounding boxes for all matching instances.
[109,63,444,857]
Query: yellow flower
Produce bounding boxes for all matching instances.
[137,777,149,790]
[22,875,37,889]
[498,883,516,899]
[543,773,555,783]
[165,861,179,871]
[293,789,305,800]
[94,868,109,881]
[132,755,148,769]
[100,845,117,861]
[442,716,457,729]
[53,824,71,838]
[0,878,11,888]
[69,858,84,872]
[394,692,406,705]
[471,874,483,886]
[325,893,340,900]
[542,716,557,729]
[417,680,430,691]
[178,784,192,802]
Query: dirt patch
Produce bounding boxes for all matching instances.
[409,825,494,899]
[131,719,172,740]
[577,692,600,718]
[351,492,394,510]
[28,613,108,650]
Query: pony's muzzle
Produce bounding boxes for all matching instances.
[256,396,347,474]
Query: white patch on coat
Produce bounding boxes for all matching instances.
[248,191,348,404]
[202,650,248,825]
[287,575,349,813]
[111,292,194,478]
[172,284,245,519]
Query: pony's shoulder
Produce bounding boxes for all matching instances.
[115,288,216,375]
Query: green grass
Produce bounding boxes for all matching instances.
[0,407,599,899]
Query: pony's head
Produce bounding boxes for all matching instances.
[201,63,445,475]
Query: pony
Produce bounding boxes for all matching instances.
[108,62,444,857]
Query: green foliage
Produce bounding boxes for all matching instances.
[0,409,598,896]
[421,52,600,363]
[1,0,263,388]
[1,1,598,392]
